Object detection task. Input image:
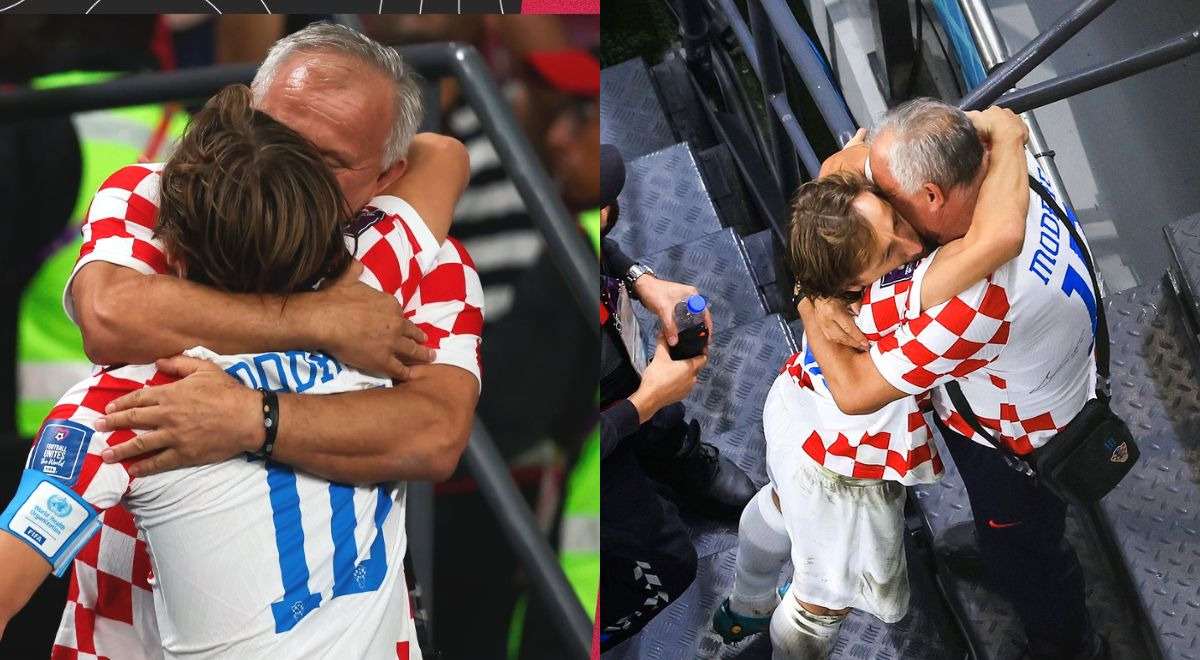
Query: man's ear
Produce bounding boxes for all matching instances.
[924,183,946,211]
[375,157,408,195]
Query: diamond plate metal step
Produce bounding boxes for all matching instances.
[601,58,677,160]
[601,517,966,660]
[682,314,797,438]
[742,229,793,316]
[651,53,718,153]
[1098,280,1200,659]
[629,228,770,356]
[912,425,1153,659]
[1162,213,1200,345]
[696,144,758,236]
[609,143,725,262]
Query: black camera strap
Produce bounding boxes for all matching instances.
[945,176,1109,470]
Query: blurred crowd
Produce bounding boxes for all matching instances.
[0,13,597,659]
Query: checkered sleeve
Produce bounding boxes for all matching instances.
[63,164,169,324]
[0,367,171,576]
[407,238,484,388]
[30,369,172,508]
[352,195,444,300]
[870,274,1011,395]
[855,273,914,341]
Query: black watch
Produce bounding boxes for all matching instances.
[624,263,654,297]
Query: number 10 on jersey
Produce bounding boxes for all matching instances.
[264,463,392,633]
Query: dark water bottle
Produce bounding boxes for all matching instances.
[669,294,710,360]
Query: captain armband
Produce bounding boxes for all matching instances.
[0,419,101,576]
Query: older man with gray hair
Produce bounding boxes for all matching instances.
[799,97,1108,659]
[53,22,482,658]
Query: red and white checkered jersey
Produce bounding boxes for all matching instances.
[54,163,480,659]
[870,154,1098,454]
[62,163,484,386]
[27,348,422,659]
[774,261,941,485]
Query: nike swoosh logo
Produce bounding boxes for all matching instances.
[988,520,1023,529]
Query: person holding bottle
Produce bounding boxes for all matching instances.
[599,144,756,651]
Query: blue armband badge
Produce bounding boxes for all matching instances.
[29,419,92,486]
[0,471,101,577]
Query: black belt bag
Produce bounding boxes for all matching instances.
[945,177,1139,506]
[1028,395,1138,504]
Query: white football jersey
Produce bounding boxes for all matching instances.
[2,347,421,659]
[870,153,1098,453]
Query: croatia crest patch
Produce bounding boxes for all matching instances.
[30,419,92,486]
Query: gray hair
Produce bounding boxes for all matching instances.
[251,22,424,169]
[867,97,983,195]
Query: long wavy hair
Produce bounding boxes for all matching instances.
[155,84,353,296]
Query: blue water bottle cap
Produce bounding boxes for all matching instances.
[686,294,707,314]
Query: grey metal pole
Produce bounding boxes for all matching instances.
[756,0,859,145]
[957,0,1079,234]
[462,420,593,659]
[442,44,598,335]
[957,0,1117,111]
[749,0,805,187]
[0,64,259,119]
[996,27,1200,114]
[715,0,823,177]
[0,43,599,337]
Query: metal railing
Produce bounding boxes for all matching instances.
[702,0,859,239]
[994,26,1200,114]
[957,0,1117,112]
[956,0,1200,297]
[0,42,594,659]
[955,0,1083,234]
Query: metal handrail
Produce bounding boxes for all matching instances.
[0,42,594,659]
[463,421,593,658]
[996,26,1200,114]
[714,0,822,179]
[956,0,1080,239]
[957,0,1117,111]
[756,0,859,146]
[0,42,598,341]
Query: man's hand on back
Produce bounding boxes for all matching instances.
[96,356,261,476]
[806,296,869,351]
[303,262,431,380]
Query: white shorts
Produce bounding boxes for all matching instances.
[764,380,911,623]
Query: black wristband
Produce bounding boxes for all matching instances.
[256,388,279,459]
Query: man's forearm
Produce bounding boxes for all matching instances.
[269,365,478,484]
[799,301,902,415]
[75,264,318,364]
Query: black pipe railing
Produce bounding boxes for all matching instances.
[712,0,825,178]
[757,0,859,145]
[958,0,1117,111]
[748,0,803,192]
[0,41,595,658]
[996,26,1200,114]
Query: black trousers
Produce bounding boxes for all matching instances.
[599,408,698,652]
[939,418,1093,655]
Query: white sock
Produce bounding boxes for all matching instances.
[769,592,845,659]
[729,485,790,618]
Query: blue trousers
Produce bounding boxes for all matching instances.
[938,417,1093,656]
